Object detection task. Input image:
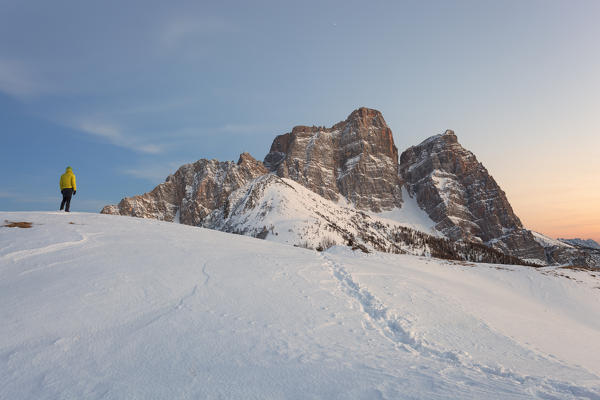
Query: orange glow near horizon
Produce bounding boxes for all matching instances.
[488,149,599,244]
[514,195,600,243]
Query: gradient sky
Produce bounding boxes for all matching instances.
[1,0,598,242]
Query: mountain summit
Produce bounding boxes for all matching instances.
[102,108,597,267]
[264,107,402,212]
[399,129,546,261]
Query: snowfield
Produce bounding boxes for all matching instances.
[372,187,439,237]
[206,175,439,252]
[1,212,599,399]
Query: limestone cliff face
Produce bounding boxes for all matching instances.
[101,153,267,226]
[101,107,596,267]
[264,107,402,212]
[399,130,546,261]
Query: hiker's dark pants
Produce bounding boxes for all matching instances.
[60,188,74,212]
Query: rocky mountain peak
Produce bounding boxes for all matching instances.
[237,152,264,168]
[399,131,546,261]
[100,108,596,267]
[263,107,402,212]
[345,107,385,127]
[440,129,458,143]
[102,153,266,226]
[343,107,397,158]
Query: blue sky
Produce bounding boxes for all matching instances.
[1,0,599,241]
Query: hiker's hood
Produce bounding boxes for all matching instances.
[65,167,73,173]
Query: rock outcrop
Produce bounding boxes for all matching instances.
[101,107,595,267]
[399,130,546,261]
[101,153,267,225]
[264,107,402,212]
[543,237,600,267]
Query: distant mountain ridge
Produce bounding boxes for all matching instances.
[101,107,598,268]
[559,238,600,250]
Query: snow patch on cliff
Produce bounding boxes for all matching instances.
[373,186,440,236]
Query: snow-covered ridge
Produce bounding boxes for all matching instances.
[559,238,600,250]
[532,231,574,249]
[204,174,413,252]
[531,231,600,267]
[199,175,541,267]
[1,212,599,399]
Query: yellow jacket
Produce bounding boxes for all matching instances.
[60,167,77,191]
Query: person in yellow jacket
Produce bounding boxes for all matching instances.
[59,166,77,212]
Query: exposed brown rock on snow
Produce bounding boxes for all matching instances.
[399,130,547,261]
[101,153,267,226]
[264,107,402,212]
[3,221,33,228]
[100,108,597,267]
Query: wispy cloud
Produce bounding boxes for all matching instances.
[0,59,52,99]
[0,191,18,199]
[123,160,188,182]
[75,120,163,154]
[219,123,275,135]
[159,16,237,48]
[112,97,197,116]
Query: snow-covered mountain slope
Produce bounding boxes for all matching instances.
[202,174,533,266]
[1,212,599,399]
[532,231,600,267]
[532,231,574,248]
[371,186,439,236]
[560,238,600,250]
[204,174,423,253]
